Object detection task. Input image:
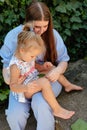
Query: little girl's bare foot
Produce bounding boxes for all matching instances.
[53,108,75,119]
[65,84,83,92]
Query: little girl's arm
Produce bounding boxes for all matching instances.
[9,64,27,93]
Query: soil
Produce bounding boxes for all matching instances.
[0,59,87,130]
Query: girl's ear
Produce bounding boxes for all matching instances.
[19,47,25,54]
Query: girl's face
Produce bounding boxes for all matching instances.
[33,20,49,36]
[20,41,41,62]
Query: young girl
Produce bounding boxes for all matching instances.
[7,26,75,119]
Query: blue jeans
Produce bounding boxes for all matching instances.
[5,81,62,130]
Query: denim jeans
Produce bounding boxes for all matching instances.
[5,81,62,130]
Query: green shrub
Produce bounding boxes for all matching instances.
[0,63,9,101]
[49,0,87,61]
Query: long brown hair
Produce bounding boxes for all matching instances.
[25,1,57,65]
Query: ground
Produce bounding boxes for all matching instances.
[0,59,87,130]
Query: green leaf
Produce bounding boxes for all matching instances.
[70,16,82,23]
[38,74,45,78]
[55,2,67,13]
[72,24,83,30]
[69,1,82,10]
[0,14,4,22]
[66,2,74,11]
[0,93,7,101]
[64,29,71,36]
[52,0,59,6]
[0,0,5,2]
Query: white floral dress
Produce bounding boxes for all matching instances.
[9,55,39,103]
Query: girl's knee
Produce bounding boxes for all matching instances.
[42,77,50,84]
[37,77,50,88]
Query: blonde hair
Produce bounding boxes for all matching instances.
[17,25,46,54]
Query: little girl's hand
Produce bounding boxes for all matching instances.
[46,68,60,82]
[18,75,26,84]
[43,62,54,70]
[27,81,40,94]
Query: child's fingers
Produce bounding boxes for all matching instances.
[18,76,26,84]
[48,62,53,66]
[44,63,53,69]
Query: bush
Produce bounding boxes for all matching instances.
[49,0,87,61]
[0,62,9,101]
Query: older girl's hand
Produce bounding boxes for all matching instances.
[45,68,60,82]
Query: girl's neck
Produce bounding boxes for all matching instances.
[15,51,23,61]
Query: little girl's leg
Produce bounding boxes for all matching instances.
[36,78,75,119]
[58,75,83,92]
